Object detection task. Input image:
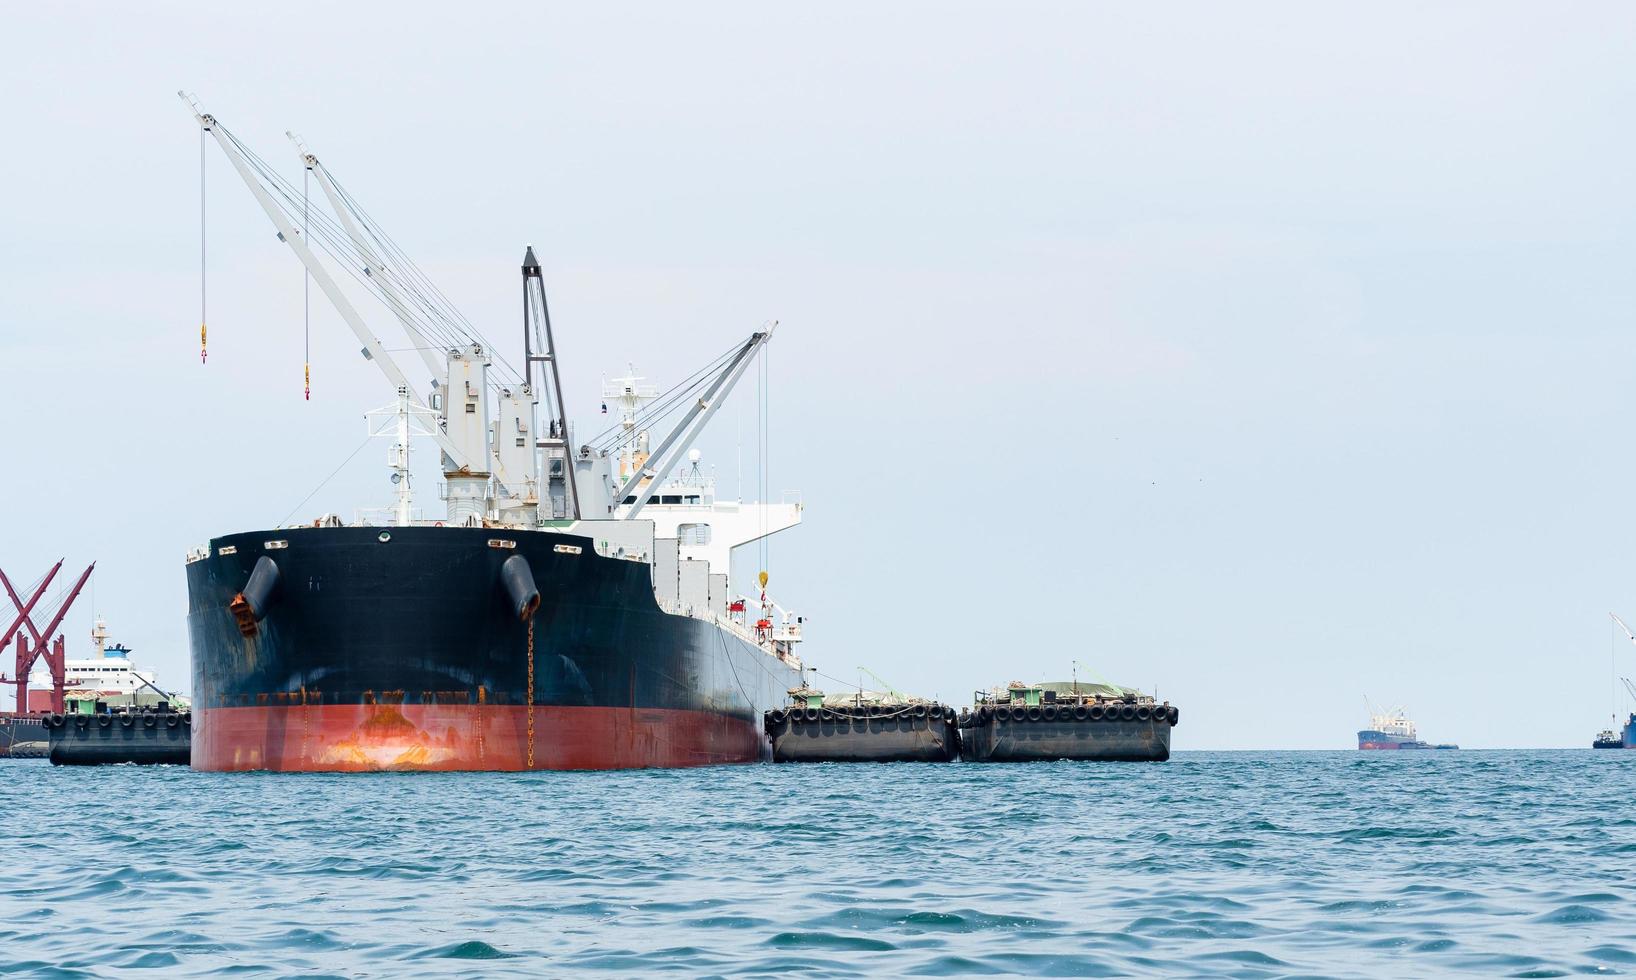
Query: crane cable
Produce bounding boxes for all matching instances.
[303,164,311,400]
[215,123,521,391]
[759,342,769,588]
[585,341,741,453]
[199,126,207,365]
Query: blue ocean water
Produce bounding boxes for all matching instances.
[1,751,1634,978]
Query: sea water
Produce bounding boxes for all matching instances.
[2,750,1633,977]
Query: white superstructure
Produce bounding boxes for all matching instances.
[1367,707,1418,740]
[28,619,182,709]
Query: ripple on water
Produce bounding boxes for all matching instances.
[2,751,1636,977]
[417,940,516,960]
[1532,904,1612,925]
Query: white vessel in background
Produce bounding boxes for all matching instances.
[25,619,186,711]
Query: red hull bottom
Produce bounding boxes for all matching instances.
[1358,742,1444,750]
[194,704,767,771]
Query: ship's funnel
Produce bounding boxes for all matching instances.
[500,554,540,621]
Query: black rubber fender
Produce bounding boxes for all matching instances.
[1168,706,1180,726]
[499,554,541,621]
[1010,706,1028,722]
[165,714,180,729]
[97,715,111,728]
[1026,706,1043,722]
[1135,705,1152,722]
[1120,703,1138,721]
[119,714,134,728]
[1042,705,1058,721]
[1073,705,1089,721]
[143,714,157,729]
[1088,705,1104,721]
[803,708,820,722]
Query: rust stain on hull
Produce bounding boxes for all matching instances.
[193,704,763,772]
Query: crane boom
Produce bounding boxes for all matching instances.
[179,94,476,473]
[1623,677,1636,703]
[0,561,62,652]
[619,325,774,520]
[0,563,95,647]
[1609,608,1636,647]
[288,133,447,384]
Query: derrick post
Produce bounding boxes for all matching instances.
[47,636,66,714]
[13,634,30,716]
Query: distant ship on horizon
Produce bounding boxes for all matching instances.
[1357,704,1457,750]
[1593,614,1636,749]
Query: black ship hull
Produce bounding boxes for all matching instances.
[185,526,800,771]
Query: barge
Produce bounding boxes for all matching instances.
[44,702,191,766]
[959,682,1176,762]
[766,688,959,763]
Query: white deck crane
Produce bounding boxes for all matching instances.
[184,93,780,530]
[182,93,500,524]
[616,324,775,521]
[1612,612,1636,648]
[181,94,474,472]
[286,132,447,385]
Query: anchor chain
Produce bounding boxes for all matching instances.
[526,616,535,769]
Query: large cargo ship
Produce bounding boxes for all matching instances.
[1357,706,1457,750]
[182,98,808,771]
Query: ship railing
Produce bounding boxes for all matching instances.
[651,595,798,665]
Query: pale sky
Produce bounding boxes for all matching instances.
[4,2,1635,748]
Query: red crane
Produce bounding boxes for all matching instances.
[0,560,60,655]
[0,561,95,715]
